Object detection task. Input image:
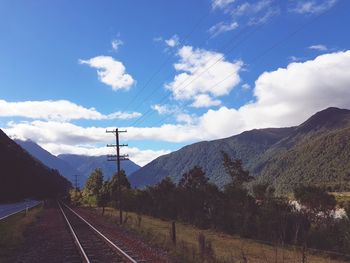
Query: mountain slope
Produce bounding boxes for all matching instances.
[128,127,294,188]
[254,107,350,192]
[58,154,140,183]
[129,107,350,191]
[0,130,71,202]
[15,139,78,183]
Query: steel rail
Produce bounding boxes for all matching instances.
[58,201,90,263]
[61,202,138,263]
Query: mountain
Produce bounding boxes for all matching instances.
[129,107,350,192]
[58,154,140,183]
[0,129,71,202]
[15,139,79,184]
[253,107,350,192]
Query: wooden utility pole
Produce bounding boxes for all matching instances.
[73,174,80,190]
[106,128,128,224]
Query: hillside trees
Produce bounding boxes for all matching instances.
[178,166,221,228]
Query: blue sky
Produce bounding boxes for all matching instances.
[1,0,350,165]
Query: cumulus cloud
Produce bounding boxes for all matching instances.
[290,0,337,14]
[166,45,243,106]
[308,44,328,51]
[237,50,350,128]
[208,21,239,37]
[111,39,123,51]
[79,56,135,90]
[165,35,180,47]
[0,99,140,121]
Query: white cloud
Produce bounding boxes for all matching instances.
[176,113,195,125]
[111,39,123,51]
[165,35,180,47]
[209,21,239,37]
[231,0,273,17]
[191,94,221,108]
[248,7,280,25]
[79,56,135,90]
[291,0,337,14]
[237,50,350,128]
[166,45,243,106]
[0,99,140,121]
[151,104,178,115]
[212,0,236,9]
[106,111,141,120]
[210,0,277,37]
[289,56,303,62]
[309,44,328,51]
[242,83,250,90]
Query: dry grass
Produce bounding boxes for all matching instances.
[331,192,350,204]
[94,207,349,263]
[0,205,42,260]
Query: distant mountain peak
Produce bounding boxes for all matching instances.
[297,107,350,133]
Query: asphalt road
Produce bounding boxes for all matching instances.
[0,199,41,220]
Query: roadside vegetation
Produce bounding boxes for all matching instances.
[89,206,349,263]
[70,152,350,262]
[0,206,42,261]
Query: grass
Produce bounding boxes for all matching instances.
[0,205,42,261]
[331,192,350,205]
[92,207,350,263]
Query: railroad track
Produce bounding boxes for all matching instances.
[58,201,139,263]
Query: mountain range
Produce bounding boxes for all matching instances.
[129,107,350,192]
[58,154,140,183]
[15,139,140,187]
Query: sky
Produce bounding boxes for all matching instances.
[0,0,350,166]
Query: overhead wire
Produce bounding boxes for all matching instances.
[145,8,332,128]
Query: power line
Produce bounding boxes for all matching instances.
[145,9,331,128]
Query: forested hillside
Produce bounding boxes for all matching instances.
[0,130,71,202]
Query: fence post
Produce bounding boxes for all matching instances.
[171,221,176,245]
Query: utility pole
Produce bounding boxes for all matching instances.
[106,128,128,224]
[73,174,80,190]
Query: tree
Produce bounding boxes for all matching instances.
[82,168,103,206]
[109,170,131,208]
[178,165,208,190]
[221,151,253,186]
[97,181,110,215]
[151,177,178,219]
[178,166,216,227]
[252,182,275,202]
